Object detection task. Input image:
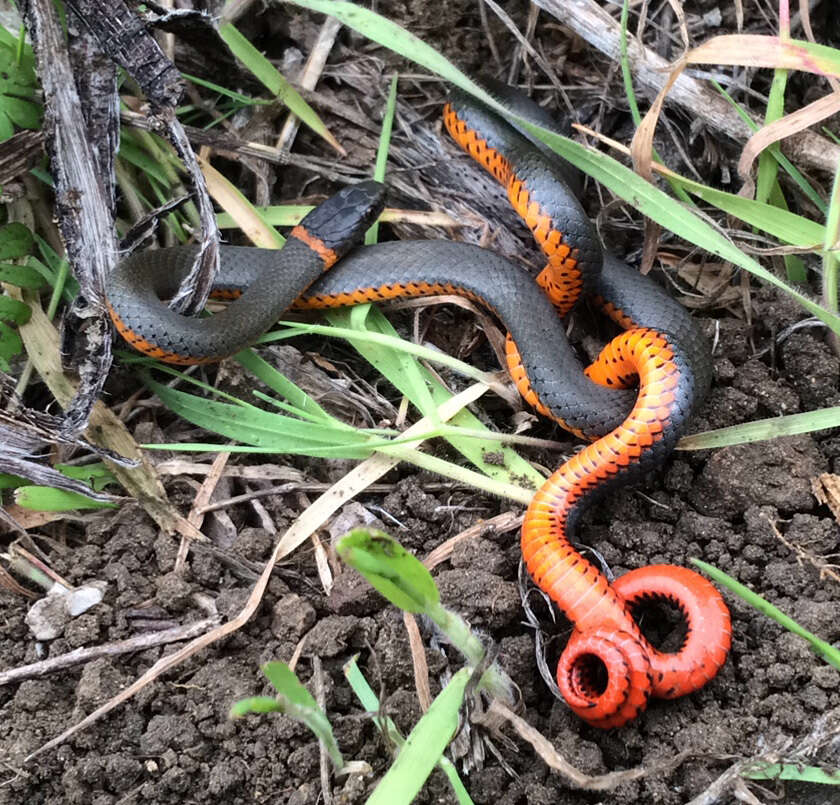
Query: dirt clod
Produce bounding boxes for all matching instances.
[689,436,827,518]
[272,593,317,640]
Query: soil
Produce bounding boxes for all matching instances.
[2,2,840,804]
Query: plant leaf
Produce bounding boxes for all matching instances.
[678,407,840,450]
[366,72,398,244]
[336,528,440,614]
[261,661,319,710]
[229,696,285,717]
[366,667,470,805]
[0,261,46,288]
[2,95,40,129]
[0,222,33,260]
[0,295,31,325]
[217,22,343,154]
[0,320,22,369]
[230,661,344,770]
[14,486,118,511]
[743,762,840,785]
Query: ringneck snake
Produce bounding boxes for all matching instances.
[106,80,731,729]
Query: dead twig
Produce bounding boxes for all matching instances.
[403,611,433,712]
[19,0,120,430]
[423,510,522,571]
[312,656,334,805]
[762,507,840,585]
[276,16,344,154]
[177,449,232,571]
[0,617,221,687]
[487,698,693,790]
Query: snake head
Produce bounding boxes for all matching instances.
[298,179,385,258]
[556,627,654,729]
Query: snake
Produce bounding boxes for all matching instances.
[105,81,731,729]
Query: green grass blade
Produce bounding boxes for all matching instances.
[424,383,545,487]
[31,239,77,309]
[324,305,438,422]
[366,667,470,805]
[268,319,493,387]
[373,74,398,182]
[183,72,270,106]
[233,349,336,424]
[251,389,350,426]
[743,762,840,784]
[756,68,808,282]
[618,0,691,203]
[344,655,398,729]
[118,140,172,186]
[300,311,544,487]
[756,67,787,206]
[143,442,387,454]
[691,559,840,670]
[390,447,533,504]
[366,73,398,244]
[343,657,474,805]
[14,486,117,511]
[344,656,385,712]
[217,22,343,154]
[768,182,808,283]
[13,256,67,293]
[142,374,381,456]
[677,406,840,450]
[261,661,319,709]
[618,0,641,125]
[822,161,840,318]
